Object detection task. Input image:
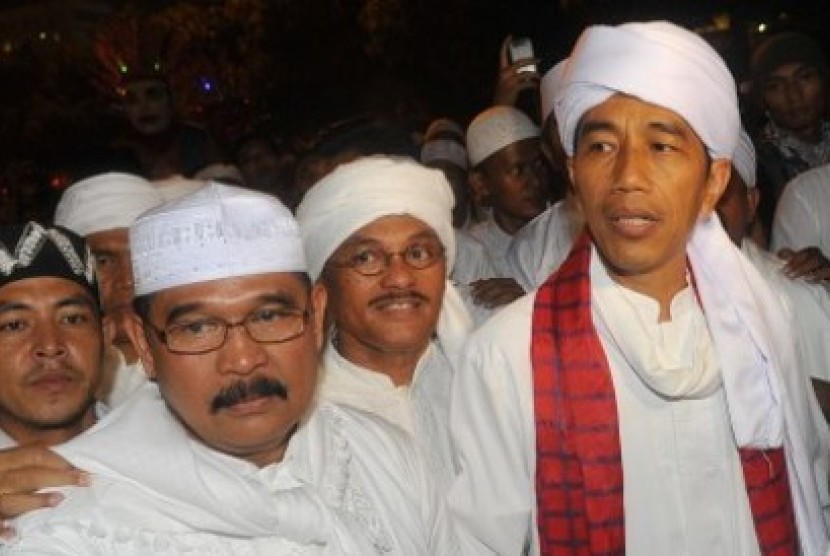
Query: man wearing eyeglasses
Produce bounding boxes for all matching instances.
[296,155,472,491]
[6,183,456,554]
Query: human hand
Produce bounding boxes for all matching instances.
[777,246,830,283]
[493,35,540,106]
[470,277,525,308]
[0,446,86,538]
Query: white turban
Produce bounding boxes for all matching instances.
[421,140,469,170]
[130,182,306,296]
[295,155,472,363]
[733,128,757,188]
[540,59,568,124]
[423,118,465,141]
[554,21,739,159]
[466,106,540,167]
[55,173,162,236]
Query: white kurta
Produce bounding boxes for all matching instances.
[466,218,514,277]
[318,342,455,490]
[505,200,579,291]
[8,384,457,555]
[771,163,830,254]
[449,247,827,556]
[98,346,148,408]
[453,230,498,325]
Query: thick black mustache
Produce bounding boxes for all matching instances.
[210,376,288,414]
[369,291,429,306]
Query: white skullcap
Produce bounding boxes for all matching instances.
[421,139,469,170]
[732,128,756,188]
[466,106,540,167]
[55,173,162,236]
[295,155,471,364]
[555,21,739,159]
[540,59,568,124]
[423,118,465,141]
[130,182,306,296]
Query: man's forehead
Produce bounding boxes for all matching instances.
[343,215,439,245]
[0,276,95,304]
[577,95,700,141]
[767,61,819,79]
[153,273,308,307]
[86,228,130,249]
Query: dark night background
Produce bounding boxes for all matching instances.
[0,0,826,222]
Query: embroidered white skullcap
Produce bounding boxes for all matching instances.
[732,127,756,188]
[555,21,739,159]
[130,182,306,296]
[295,155,471,364]
[55,173,162,236]
[466,106,540,167]
[421,140,469,170]
[540,59,568,124]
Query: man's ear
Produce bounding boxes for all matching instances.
[309,283,328,352]
[468,171,491,208]
[124,312,157,380]
[699,158,732,218]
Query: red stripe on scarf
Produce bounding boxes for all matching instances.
[531,233,797,555]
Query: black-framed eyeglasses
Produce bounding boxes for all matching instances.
[332,241,445,277]
[148,306,310,355]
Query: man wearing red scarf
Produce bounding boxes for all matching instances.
[449,21,830,556]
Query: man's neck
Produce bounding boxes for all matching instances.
[0,406,98,447]
[604,257,689,323]
[335,334,428,387]
[493,210,529,236]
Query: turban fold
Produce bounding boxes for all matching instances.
[540,60,567,124]
[733,128,757,189]
[0,222,98,301]
[55,173,162,236]
[466,106,540,167]
[130,182,306,296]
[555,21,739,159]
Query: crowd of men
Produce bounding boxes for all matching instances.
[1,17,830,556]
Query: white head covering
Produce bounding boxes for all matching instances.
[421,140,469,170]
[130,182,306,296]
[554,21,739,158]
[732,128,757,188]
[295,155,471,364]
[423,118,465,141]
[540,59,568,124]
[194,164,246,186]
[466,106,540,167]
[55,173,162,236]
[151,174,208,201]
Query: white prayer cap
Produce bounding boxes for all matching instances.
[421,140,469,170]
[540,59,568,124]
[732,128,756,189]
[130,182,306,296]
[466,106,540,167]
[55,172,162,236]
[295,155,455,281]
[555,21,739,159]
[423,118,465,141]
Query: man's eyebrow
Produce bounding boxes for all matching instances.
[577,120,616,139]
[258,293,303,310]
[0,301,29,314]
[648,120,689,139]
[165,302,203,325]
[56,295,97,311]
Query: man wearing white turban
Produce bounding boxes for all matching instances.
[450,21,829,555]
[295,155,472,492]
[8,183,455,554]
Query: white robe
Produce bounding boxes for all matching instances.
[505,200,579,292]
[7,384,457,555]
[98,346,148,408]
[449,246,829,556]
[318,342,455,490]
[771,163,830,254]
[466,218,514,277]
[453,230,498,325]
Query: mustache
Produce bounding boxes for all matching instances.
[210,376,288,414]
[369,291,429,306]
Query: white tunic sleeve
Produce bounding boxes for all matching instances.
[448,294,539,555]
